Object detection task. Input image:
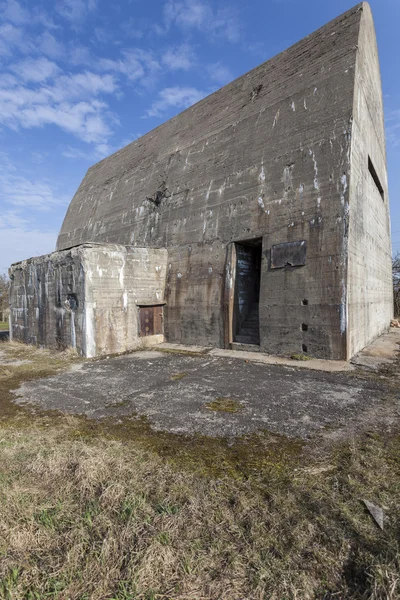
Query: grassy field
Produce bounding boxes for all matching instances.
[0,342,399,599]
[0,321,9,330]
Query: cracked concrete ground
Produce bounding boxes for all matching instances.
[12,340,400,439]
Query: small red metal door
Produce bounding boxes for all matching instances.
[139,306,163,337]
[140,307,154,336]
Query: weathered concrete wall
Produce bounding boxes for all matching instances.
[56,6,362,358]
[81,245,167,357]
[50,3,390,360]
[10,246,85,350]
[347,3,393,358]
[10,245,168,357]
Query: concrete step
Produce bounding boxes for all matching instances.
[231,342,260,352]
[234,335,260,345]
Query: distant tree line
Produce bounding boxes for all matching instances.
[0,274,9,323]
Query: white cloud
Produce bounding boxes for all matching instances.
[63,136,140,162]
[68,43,93,65]
[162,44,196,70]
[0,22,34,56]
[2,210,30,228]
[39,32,65,59]
[0,0,29,25]
[163,0,241,42]
[120,18,145,40]
[0,227,58,272]
[0,154,65,272]
[206,62,233,85]
[11,57,61,83]
[0,167,67,212]
[144,85,208,118]
[56,0,98,24]
[386,110,400,148]
[98,49,161,88]
[62,143,113,161]
[164,0,209,29]
[0,71,118,143]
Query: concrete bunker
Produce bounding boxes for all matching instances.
[9,3,393,360]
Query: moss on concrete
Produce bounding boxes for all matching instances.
[205,397,243,413]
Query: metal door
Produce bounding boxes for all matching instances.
[139,306,163,337]
[140,307,154,336]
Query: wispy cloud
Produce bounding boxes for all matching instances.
[0,226,58,271]
[98,49,161,88]
[56,0,98,24]
[162,43,196,70]
[39,31,65,59]
[386,110,400,148]
[144,85,208,118]
[63,135,142,161]
[163,0,241,42]
[206,62,233,85]
[10,57,61,82]
[0,70,118,143]
[0,22,34,55]
[0,152,62,271]
[0,0,29,25]
[0,153,68,211]
[62,142,116,161]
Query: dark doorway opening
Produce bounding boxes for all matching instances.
[233,239,262,345]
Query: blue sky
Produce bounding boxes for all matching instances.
[0,0,399,273]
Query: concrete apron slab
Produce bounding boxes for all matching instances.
[156,329,400,373]
[157,343,213,354]
[351,329,400,371]
[155,343,353,372]
[209,349,353,373]
[12,349,396,440]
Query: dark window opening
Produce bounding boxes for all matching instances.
[233,238,262,346]
[301,323,308,331]
[368,156,384,200]
[302,344,308,353]
[302,299,308,306]
[65,293,78,311]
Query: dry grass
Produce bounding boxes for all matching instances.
[0,342,399,599]
[0,424,399,600]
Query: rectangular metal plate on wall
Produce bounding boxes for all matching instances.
[270,240,307,269]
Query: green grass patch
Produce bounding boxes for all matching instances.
[169,372,187,381]
[0,321,8,330]
[205,397,244,413]
[291,353,313,361]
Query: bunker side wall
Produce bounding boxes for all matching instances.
[9,248,85,351]
[9,245,168,357]
[347,4,393,358]
[81,246,167,358]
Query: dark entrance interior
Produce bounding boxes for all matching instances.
[233,239,262,345]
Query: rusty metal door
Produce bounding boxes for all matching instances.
[140,307,154,336]
[139,306,163,337]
